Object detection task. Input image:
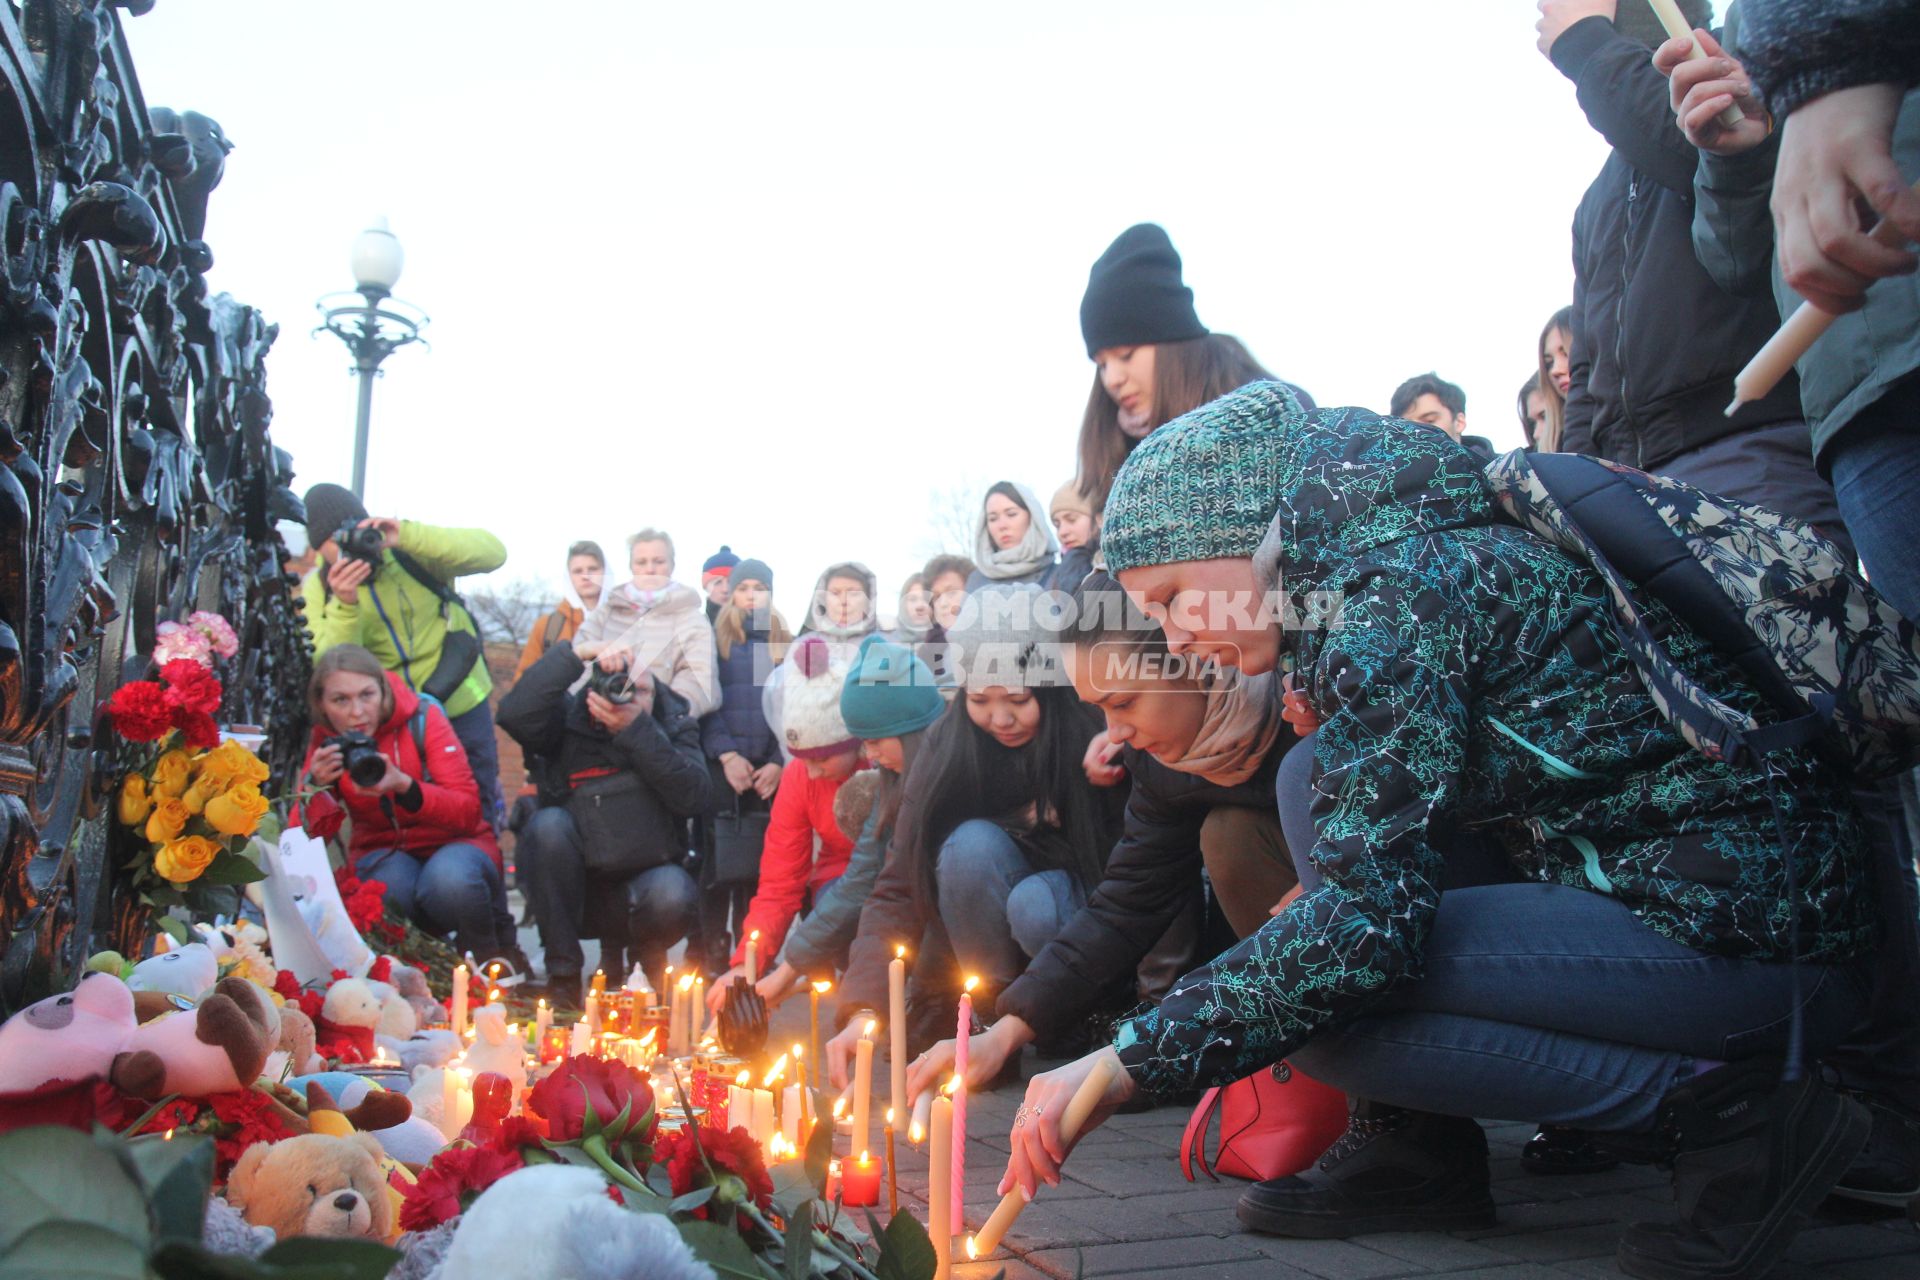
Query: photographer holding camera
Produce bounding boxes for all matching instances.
[299,484,510,833]
[297,645,511,961]
[498,634,713,1008]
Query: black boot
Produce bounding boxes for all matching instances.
[1522,1124,1622,1176]
[1235,1100,1496,1238]
[1829,1088,1920,1210]
[1616,1060,1871,1280]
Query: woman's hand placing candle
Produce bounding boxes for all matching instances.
[908,1017,1033,1100]
[1000,1046,1137,1198]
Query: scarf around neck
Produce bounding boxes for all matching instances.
[1161,669,1282,787]
[973,483,1060,581]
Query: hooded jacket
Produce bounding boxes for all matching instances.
[297,673,498,869]
[701,613,785,766]
[1112,408,1874,1102]
[571,580,720,718]
[1551,16,1805,471]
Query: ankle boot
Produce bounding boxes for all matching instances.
[1617,1060,1871,1280]
[1235,1099,1496,1238]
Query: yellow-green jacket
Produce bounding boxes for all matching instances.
[300,520,507,718]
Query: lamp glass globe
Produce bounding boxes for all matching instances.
[350,219,404,293]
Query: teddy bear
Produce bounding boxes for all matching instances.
[438,1166,716,1280]
[276,1005,323,1077]
[315,977,382,1064]
[0,970,275,1099]
[225,1130,396,1244]
[387,964,443,1029]
[364,979,419,1041]
[127,942,220,1000]
[457,1005,526,1098]
[378,1028,461,1076]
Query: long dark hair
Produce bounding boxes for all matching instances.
[1076,333,1276,510]
[895,686,1110,910]
[872,724,931,839]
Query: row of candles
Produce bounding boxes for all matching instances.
[439,945,988,1277]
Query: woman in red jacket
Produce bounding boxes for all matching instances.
[300,644,507,958]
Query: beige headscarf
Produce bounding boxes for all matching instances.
[1161,669,1283,787]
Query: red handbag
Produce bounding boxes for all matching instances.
[1179,1059,1349,1182]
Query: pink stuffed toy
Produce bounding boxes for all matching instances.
[0,971,276,1099]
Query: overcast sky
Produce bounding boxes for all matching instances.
[124,1,1614,624]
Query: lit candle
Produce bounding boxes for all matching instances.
[667,980,684,1057]
[569,1019,590,1058]
[809,980,831,1083]
[852,1019,876,1159]
[585,989,601,1038]
[729,1070,753,1139]
[929,1094,953,1280]
[1646,0,1745,128]
[889,945,908,1114]
[885,1108,898,1215]
[688,972,706,1044]
[745,929,761,986]
[535,998,552,1048]
[451,964,469,1037]
[952,976,976,1226]
[591,968,607,998]
[842,1149,881,1207]
[967,1055,1119,1261]
[910,1089,933,1145]
[752,1084,777,1148]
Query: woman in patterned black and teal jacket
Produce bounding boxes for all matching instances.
[1000,381,1881,1280]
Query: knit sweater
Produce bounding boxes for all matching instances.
[732,764,855,965]
[1112,408,1875,1102]
[1738,0,1920,119]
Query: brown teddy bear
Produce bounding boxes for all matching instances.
[226,1130,396,1243]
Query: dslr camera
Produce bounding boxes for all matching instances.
[325,730,388,788]
[585,664,636,705]
[333,521,386,570]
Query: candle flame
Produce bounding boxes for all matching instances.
[737,1069,751,1086]
[895,943,906,959]
[488,988,501,1002]
[639,1028,658,1047]
[942,1075,960,1095]
[163,1128,175,1141]
[489,963,500,977]
[678,974,694,992]
[909,1122,925,1143]
[792,1042,804,1060]
[966,1236,981,1260]
[765,1054,789,1087]
[812,979,833,994]
[863,1018,877,1037]
[749,929,761,941]
[885,1107,895,1124]
[964,975,980,994]
[857,1149,872,1168]
[537,997,547,1010]
[831,1097,846,1119]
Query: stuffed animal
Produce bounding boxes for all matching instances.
[458,1005,526,1097]
[0,971,275,1099]
[387,965,442,1029]
[226,1131,396,1244]
[295,889,373,976]
[316,978,382,1064]
[127,942,219,999]
[277,1006,323,1077]
[406,1067,471,1138]
[378,1029,461,1075]
[364,980,419,1041]
[438,1166,716,1280]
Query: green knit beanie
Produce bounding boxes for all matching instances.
[1102,380,1309,572]
[840,632,945,740]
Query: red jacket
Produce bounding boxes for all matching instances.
[297,673,499,869]
[732,765,854,966]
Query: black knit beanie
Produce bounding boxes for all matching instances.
[1079,223,1208,358]
[303,483,367,551]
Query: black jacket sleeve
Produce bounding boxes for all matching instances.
[997,753,1203,1037]
[1740,0,1920,119]
[1561,199,1598,457]
[495,642,577,759]
[608,698,714,820]
[1551,16,1702,196]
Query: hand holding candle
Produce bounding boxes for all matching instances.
[1644,0,1744,128]
[971,1051,1124,1259]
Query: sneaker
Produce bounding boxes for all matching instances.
[1235,1101,1497,1238]
[1617,1061,1871,1280]
[1522,1124,1623,1176]
[1829,1091,1920,1209]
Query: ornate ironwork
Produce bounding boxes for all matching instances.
[0,0,311,1012]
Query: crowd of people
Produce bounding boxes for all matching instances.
[291,3,1920,1277]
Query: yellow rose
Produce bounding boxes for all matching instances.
[117,774,153,827]
[154,834,220,884]
[149,749,194,799]
[144,797,191,844]
[179,773,219,815]
[204,783,270,839]
[199,740,270,788]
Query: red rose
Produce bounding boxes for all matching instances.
[159,660,223,715]
[108,681,173,741]
[398,1141,525,1232]
[526,1054,656,1150]
[174,709,220,749]
[303,789,346,841]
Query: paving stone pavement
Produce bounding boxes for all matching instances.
[517,899,1920,1279]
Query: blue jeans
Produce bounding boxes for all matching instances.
[936,819,1085,990]
[1290,883,1871,1132]
[518,807,699,982]
[445,701,515,946]
[356,843,505,958]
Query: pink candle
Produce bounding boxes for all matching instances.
[952,976,976,1226]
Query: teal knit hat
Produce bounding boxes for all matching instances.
[840,632,944,739]
[1101,380,1309,572]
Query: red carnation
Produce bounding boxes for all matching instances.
[653,1125,773,1222]
[174,709,220,749]
[206,1087,291,1177]
[159,660,223,715]
[526,1054,656,1151]
[398,1141,525,1232]
[488,1114,549,1155]
[296,990,325,1022]
[108,681,173,742]
[273,970,302,1001]
[367,956,392,984]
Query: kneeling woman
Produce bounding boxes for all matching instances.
[1004,385,1878,1280]
[300,644,507,959]
[827,586,1125,1084]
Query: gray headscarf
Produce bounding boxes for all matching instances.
[803,561,880,641]
[972,482,1060,582]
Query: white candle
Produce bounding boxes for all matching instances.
[1646,0,1744,127]
[745,930,760,986]
[909,1089,934,1145]
[451,964,469,1037]
[782,1082,805,1146]
[535,998,552,1046]
[569,1020,590,1057]
[889,946,908,1113]
[439,1068,471,1141]
[752,1087,777,1148]
[688,973,706,1045]
[585,990,601,1038]
[729,1072,752,1134]
[929,1095,953,1280]
[852,1019,876,1160]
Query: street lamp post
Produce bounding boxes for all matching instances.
[315,218,429,500]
